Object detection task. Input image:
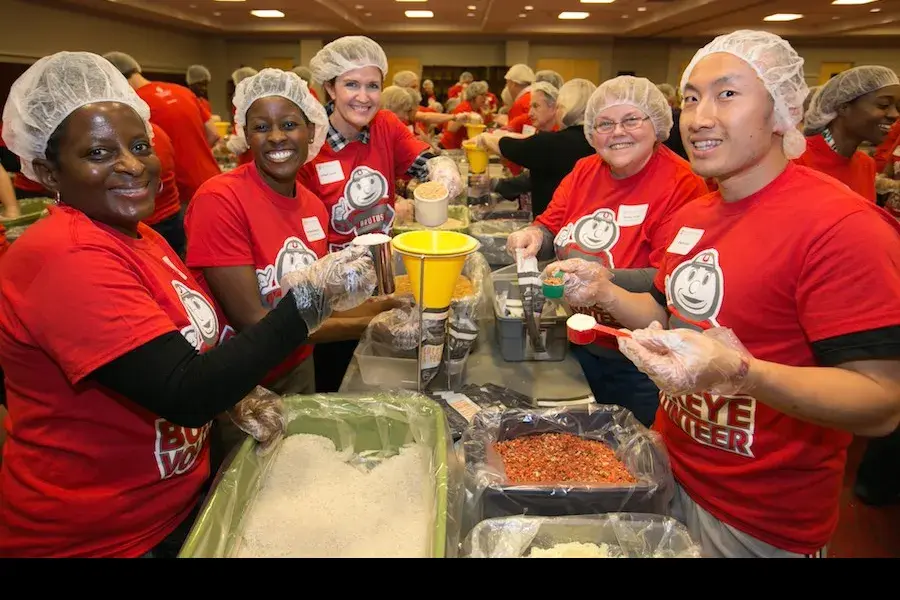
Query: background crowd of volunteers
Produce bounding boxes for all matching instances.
[0,27,897,559]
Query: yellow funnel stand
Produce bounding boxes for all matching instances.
[392,230,479,309]
[465,123,486,138]
[462,141,488,175]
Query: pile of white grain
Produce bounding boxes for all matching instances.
[234,434,435,558]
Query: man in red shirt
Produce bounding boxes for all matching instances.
[504,64,536,123]
[104,52,222,205]
[448,71,473,100]
[548,30,900,557]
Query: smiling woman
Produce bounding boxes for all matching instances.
[0,52,378,558]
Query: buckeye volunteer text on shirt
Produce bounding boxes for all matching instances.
[0,206,219,557]
[651,163,900,555]
[536,145,707,346]
[299,110,429,252]
[185,163,328,385]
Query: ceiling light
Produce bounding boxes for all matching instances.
[251,9,284,18]
[519,13,527,17]
[214,0,245,3]
[831,0,877,4]
[213,11,222,16]
[467,12,475,16]
[637,6,647,11]
[189,3,197,8]
[832,15,841,19]
[580,0,615,3]
[396,0,428,2]
[355,4,364,8]
[467,5,477,9]
[365,11,372,16]
[763,13,803,21]
[871,7,882,11]
[525,5,534,10]
[621,14,628,18]
[559,11,590,18]
[405,10,434,18]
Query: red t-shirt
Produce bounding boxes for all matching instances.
[184,163,328,384]
[538,145,708,348]
[794,134,876,202]
[137,81,221,205]
[195,96,212,122]
[508,90,532,123]
[651,162,900,554]
[874,119,900,173]
[299,110,429,252]
[448,83,464,99]
[0,205,220,557]
[146,123,181,224]
[0,223,7,256]
[439,100,476,150]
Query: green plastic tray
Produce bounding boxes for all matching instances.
[178,392,453,558]
[1,197,52,229]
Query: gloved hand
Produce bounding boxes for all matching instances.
[425,155,463,199]
[617,322,754,397]
[506,226,544,259]
[279,245,377,334]
[395,197,414,223]
[875,173,900,195]
[225,134,249,156]
[542,258,615,307]
[228,386,285,456]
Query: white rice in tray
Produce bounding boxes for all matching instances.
[234,434,435,558]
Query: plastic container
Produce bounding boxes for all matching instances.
[461,406,674,536]
[461,513,703,558]
[413,182,449,227]
[354,340,470,391]
[468,218,531,267]
[393,204,470,235]
[465,123,486,138]
[178,392,461,558]
[493,276,568,362]
[463,141,489,174]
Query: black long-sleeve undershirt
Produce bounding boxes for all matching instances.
[90,289,309,428]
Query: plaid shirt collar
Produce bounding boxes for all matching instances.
[325,101,371,152]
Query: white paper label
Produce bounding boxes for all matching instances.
[666,227,705,256]
[301,217,326,242]
[522,124,537,136]
[315,160,345,185]
[617,204,649,227]
[444,394,483,423]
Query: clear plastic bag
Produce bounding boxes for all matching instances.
[428,384,535,441]
[362,302,422,359]
[460,405,674,537]
[461,513,702,558]
[469,218,532,266]
[179,391,463,558]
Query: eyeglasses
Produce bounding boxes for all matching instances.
[593,116,650,134]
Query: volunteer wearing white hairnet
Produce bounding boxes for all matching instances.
[422,78,437,106]
[656,83,688,160]
[393,70,477,131]
[186,64,214,120]
[502,71,565,135]
[504,64,536,124]
[301,35,464,391]
[448,71,475,100]
[511,75,707,427]
[0,52,378,557]
[476,79,596,216]
[549,30,900,557]
[796,66,900,203]
[104,51,221,203]
[439,80,491,150]
[228,66,260,167]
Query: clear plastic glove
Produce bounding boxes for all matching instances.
[279,245,377,334]
[617,322,753,397]
[542,258,615,308]
[425,155,463,199]
[225,134,249,156]
[395,197,414,223]
[506,226,544,259]
[228,386,285,456]
[875,174,900,195]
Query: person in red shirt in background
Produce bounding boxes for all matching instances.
[145,123,186,256]
[506,76,708,426]
[504,70,564,135]
[103,51,222,205]
[393,70,470,133]
[226,66,259,167]
[291,65,320,102]
[439,81,492,150]
[448,71,474,100]
[551,30,900,558]
[503,64,536,124]
[0,51,379,558]
[302,35,465,392]
[795,66,900,203]
[874,119,900,173]
[186,65,215,122]
[421,79,437,106]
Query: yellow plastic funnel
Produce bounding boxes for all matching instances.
[465,123,486,138]
[463,141,488,175]
[392,230,480,309]
[214,121,231,137]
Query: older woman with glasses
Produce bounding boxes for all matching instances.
[505,76,709,427]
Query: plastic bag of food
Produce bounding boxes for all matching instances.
[460,405,674,537]
[227,386,286,456]
[362,301,422,359]
[515,250,546,353]
[428,384,535,441]
[179,391,464,558]
[461,513,702,558]
[468,218,532,266]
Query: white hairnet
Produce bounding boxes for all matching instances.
[558,78,596,127]
[3,51,152,183]
[531,81,559,105]
[309,36,388,85]
[680,29,809,159]
[460,72,474,83]
[535,69,564,90]
[232,68,328,165]
[232,66,258,87]
[464,81,489,101]
[583,75,673,147]
[381,85,416,115]
[505,64,535,85]
[803,66,900,135]
[103,51,141,76]
[501,87,512,106]
[392,70,419,89]
[291,65,312,82]
[656,83,677,103]
[186,65,211,85]
[423,79,434,88]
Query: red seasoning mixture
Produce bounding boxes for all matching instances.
[493,433,637,485]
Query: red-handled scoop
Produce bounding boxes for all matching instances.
[566,314,631,345]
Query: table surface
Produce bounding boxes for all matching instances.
[339,315,591,401]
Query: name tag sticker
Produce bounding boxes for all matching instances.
[522,124,537,136]
[302,217,326,242]
[667,227,705,255]
[617,204,649,227]
[316,160,345,185]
